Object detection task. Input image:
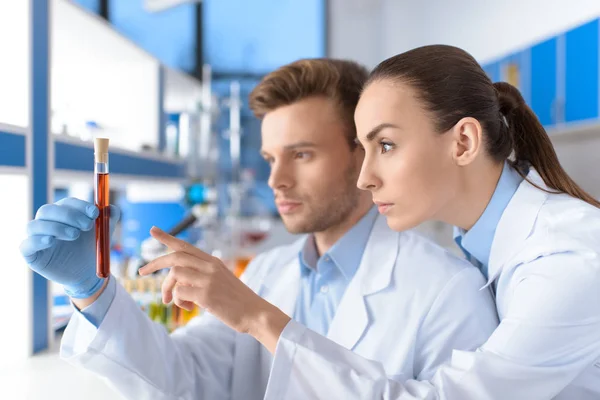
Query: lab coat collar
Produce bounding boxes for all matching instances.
[358,214,399,295]
[258,212,400,349]
[485,169,549,288]
[326,215,399,350]
[257,215,397,350]
[454,162,523,277]
[258,238,305,316]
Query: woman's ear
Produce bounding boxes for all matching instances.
[449,117,484,166]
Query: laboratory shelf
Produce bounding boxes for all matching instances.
[20,0,203,355]
[0,127,26,168]
[546,118,600,140]
[0,122,28,135]
[54,135,186,178]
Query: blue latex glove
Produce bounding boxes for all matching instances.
[20,197,121,299]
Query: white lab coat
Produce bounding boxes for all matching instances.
[263,170,600,400]
[60,215,498,400]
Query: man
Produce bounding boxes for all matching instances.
[20,59,498,400]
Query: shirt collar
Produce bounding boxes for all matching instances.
[300,236,319,276]
[454,162,523,275]
[300,206,379,280]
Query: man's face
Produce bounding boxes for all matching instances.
[260,96,365,234]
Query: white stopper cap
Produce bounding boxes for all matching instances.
[94,138,109,163]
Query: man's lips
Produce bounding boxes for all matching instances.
[276,200,302,214]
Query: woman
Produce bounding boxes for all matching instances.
[140,45,600,399]
[256,45,600,399]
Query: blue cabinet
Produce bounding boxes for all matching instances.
[565,19,599,123]
[530,37,560,127]
[119,201,188,257]
[527,18,600,128]
[482,62,501,83]
[72,0,99,14]
[499,50,531,105]
[0,130,26,167]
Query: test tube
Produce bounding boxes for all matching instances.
[94,138,111,278]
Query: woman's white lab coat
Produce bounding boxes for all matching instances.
[263,170,600,400]
[60,216,498,400]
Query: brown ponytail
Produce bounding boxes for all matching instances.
[494,82,600,207]
[368,44,600,208]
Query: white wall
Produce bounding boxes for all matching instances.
[328,0,425,68]
[378,0,425,61]
[0,2,29,128]
[330,0,600,65]
[329,0,429,67]
[328,0,384,68]
[410,0,600,63]
[52,0,160,151]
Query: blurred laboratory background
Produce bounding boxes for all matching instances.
[1,0,600,398]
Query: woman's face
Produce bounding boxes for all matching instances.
[355,79,461,231]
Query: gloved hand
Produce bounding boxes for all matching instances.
[20,197,121,299]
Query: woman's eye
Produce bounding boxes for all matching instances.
[380,142,394,154]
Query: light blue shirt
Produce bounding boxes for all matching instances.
[454,163,523,278]
[78,274,116,327]
[294,206,379,336]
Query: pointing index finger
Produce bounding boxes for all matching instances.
[149,226,213,261]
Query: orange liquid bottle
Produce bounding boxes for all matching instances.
[94,138,111,279]
[234,256,251,278]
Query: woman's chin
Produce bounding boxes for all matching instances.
[384,213,422,233]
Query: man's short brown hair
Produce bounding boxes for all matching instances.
[249,58,369,147]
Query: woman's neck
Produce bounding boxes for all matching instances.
[441,161,504,231]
